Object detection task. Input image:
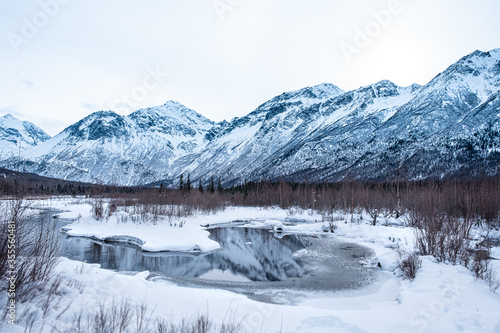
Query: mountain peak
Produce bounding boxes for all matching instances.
[464,48,500,60]
[352,80,402,99]
[132,101,214,127]
[254,83,344,113]
[451,48,500,72]
[294,83,344,99]
[64,110,126,141]
[416,47,500,104]
[0,113,51,152]
[162,100,184,108]
[308,82,344,93]
[371,80,399,89]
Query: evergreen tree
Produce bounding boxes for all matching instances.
[186,173,192,191]
[179,174,184,191]
[209,176,215,193]
[217,177,223,193]
[198,179,204,193]
[243,180,248,199]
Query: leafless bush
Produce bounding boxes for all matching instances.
[484,266,500,293]
[469,251,500,293]
[403,210,423,228]
[135,299,155,332]
[51,298,241,333]
[108,201,118,217]
[398,251,421,280]
[0,196,60,304]
[11,274,80,332]
[74,261,94,275]
[90,197,105,220]
[414,212,473,265]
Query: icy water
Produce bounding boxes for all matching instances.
[49,212,378,304]
[59,226,310,282]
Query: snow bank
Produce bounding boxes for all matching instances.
[15,199,500,333]
[62,214,220,252]
[57,205,321,253]
[7,252,500,333]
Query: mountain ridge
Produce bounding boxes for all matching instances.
[1,48,500,186]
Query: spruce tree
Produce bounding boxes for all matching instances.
[186,173,191,191]
[217,177,223,193]
[209,176,215,193]
[198,179,204,193]
[179,174,184,191]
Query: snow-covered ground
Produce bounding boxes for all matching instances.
[3,197,500,332]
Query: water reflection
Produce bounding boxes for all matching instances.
[60,227,311,282]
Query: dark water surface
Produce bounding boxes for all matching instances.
[48,211,378,304]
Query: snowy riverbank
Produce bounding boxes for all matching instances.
[3,197,500,332]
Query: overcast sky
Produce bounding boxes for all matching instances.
[1,0,500,136]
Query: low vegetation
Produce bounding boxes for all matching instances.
[1,174,499,331]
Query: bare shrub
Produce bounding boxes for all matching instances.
[0,197,60,304]
[469,251,500,293]
[484,267,500,293]
[414,213,473,265]
[11,274,79,332]
[90,197,105,219]
[398,251,421,280]
[108,201,118,217]
[52,298,241,333]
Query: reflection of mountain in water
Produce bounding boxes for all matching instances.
[208,227,309,281]
[60,227,310,282]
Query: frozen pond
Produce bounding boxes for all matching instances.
[60,226,310,282]
[49,212,378,304]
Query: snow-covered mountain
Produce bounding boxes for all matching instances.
[170,83,347,183]
[173,80,421,184]
[0,114,50,158]
[1,48,499,185]
[348,48,500,180]
[4,101,213,185]
[177,49,500,184]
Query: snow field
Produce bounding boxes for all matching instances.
[3,197,500,332]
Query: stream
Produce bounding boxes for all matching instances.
[45,210,380,304]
